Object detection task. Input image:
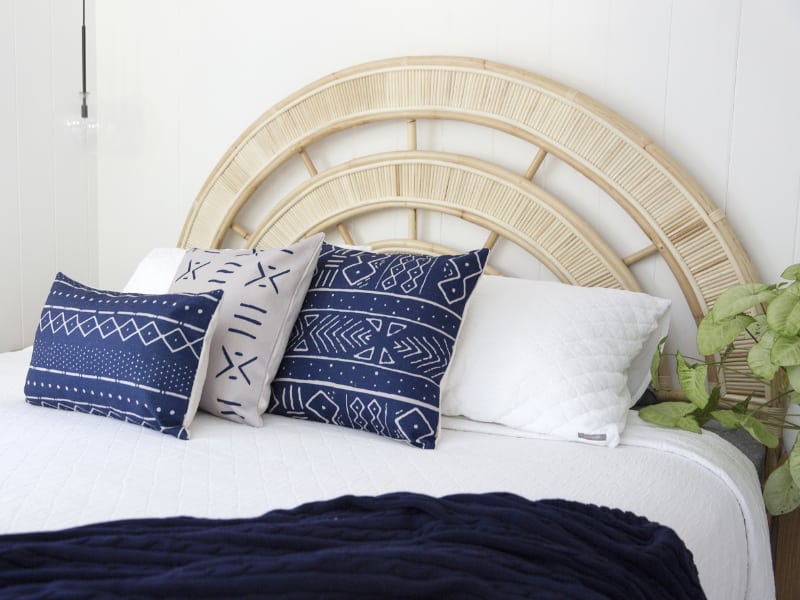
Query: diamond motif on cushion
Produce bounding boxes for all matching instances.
[24,273,222,439]
[270,244,488,449]
[306,390,340,423]
[395,408,435,446]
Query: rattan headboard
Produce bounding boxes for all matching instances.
[178,56,762,401]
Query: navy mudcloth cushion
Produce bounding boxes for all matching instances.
[24,273,223,439]
[270,244,489,448]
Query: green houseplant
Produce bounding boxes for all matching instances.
[641,264,800,515]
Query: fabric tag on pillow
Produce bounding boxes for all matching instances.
[269,244,489,449]
[24,273,223,439]
[169,234,324,426]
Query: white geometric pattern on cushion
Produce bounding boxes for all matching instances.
[441,277,671,447]
[270,244,489,449]
[169,234,324,426]
[24,273,223,440]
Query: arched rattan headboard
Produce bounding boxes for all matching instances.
[178,56,762,402]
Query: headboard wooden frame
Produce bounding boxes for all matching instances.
[178,55,764,404]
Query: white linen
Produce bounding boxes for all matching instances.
[0,347,773,600]
[442,276,671,446]
[122,247,186,293]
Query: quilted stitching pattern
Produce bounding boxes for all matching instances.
[441,277,671,446]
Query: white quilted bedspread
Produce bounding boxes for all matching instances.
[0,348,773,600]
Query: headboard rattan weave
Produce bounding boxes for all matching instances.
[178,56,763,404]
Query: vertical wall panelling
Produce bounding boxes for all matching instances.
[14,0,58,347]
[789,174,800,451]
[796,180,800,265]
[0,0,23,352]
[0,0,98,352]
[664,0,742,208]
[52,0,94,290]
[724,0,800,455]
[726,0,800,284]
[606,0,671,147]
[84,0,98,290]
[495,0,553,76]
[96,0,181,291]
[549,0,609,94]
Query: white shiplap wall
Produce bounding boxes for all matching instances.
[0,0,97,352]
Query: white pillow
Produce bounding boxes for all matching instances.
[441,277,671,447]
[627,300,671,401]
[123,248,187,294]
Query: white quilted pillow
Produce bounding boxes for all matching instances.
[441,277,671,447]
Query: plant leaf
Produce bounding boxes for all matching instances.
[676,352,709,408]
[705,385,721,413]
[740,416,779,448]
[639,402,696,429]
[732,396,751,414]
[767,282,800,336]
[747,314,769,338]
[711,409,743,430]
[697,313,755,355]
[747,330,781,381]
[650,337,667,392]
[781,263,800,281]
[709,283,776,320]
[676,416,702,434]
[771,334,800,366]
[786,365,800,392]
[790,437,800,490]
[764,461,800,515]
[691,386,720,428]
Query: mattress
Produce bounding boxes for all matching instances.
[0,347,773,599]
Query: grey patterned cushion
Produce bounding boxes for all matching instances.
[169,234,324,425]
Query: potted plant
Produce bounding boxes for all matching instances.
[642,264,800,515]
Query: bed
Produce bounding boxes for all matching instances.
[0,56,775,599]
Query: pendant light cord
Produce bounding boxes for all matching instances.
[81,0,88,118]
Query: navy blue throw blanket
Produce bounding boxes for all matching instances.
[0,492,704,599]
